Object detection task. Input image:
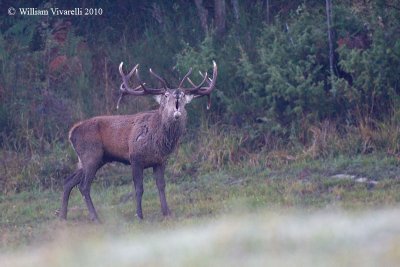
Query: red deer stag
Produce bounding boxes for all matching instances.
[59,61,217,222]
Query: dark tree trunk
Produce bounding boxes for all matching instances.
[194,0,208,33]
[326,0,336,93]
[215,0,226,35]
[231,0,239,22]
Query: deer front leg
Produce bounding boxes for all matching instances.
[153,164,171,216]
[131,161,144,220]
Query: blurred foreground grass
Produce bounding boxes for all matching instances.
[2,209,400,267]
[1,154,400,266]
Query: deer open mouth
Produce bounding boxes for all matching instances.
[173,110,181,120]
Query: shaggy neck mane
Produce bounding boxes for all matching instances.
[156,116,186,156]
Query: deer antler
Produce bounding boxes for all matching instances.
[117,61,218,110]
[181,61,217,95]
[149,68,169,89]
[117,62,167,109]
[185,72,208,92]
[181,61,218,109]
[178,68,193,88]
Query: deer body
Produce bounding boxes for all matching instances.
[69,111,185,167]
[59,61,217,222]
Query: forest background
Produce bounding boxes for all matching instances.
[0,0,399,195]
[1,2,400,264]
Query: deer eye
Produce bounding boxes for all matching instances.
[164,92,170,98]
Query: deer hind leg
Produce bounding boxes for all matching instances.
[131,161,144,220]
[78,160,103,223]
[59,169,84,220]
[153,164,171,216]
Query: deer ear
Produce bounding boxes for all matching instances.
[154,95,162,104]
[184,94,194,104]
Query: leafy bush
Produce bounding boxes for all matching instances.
[1,1,400,192]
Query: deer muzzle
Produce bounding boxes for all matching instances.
[173,98,181,120]
[173,110,181,120]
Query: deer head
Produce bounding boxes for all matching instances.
[117,61,218,123]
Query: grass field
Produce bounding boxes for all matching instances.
[1,153,400,266]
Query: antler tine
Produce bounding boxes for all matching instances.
[184,72,208,92]
[191,71,212,110]
[178,68,193,88]
[186,77,196,87]
[134,69,147,91]
[198,71,212,85]
[194,60,218,95]
[184,61,217,96]
[116,93,125,110]
[117,62,167,109]
[135,69,165,94]
[119,62,137,89]
[117,83,142,109]
[119,62,146,96]
[126,63,138,80]
[117,63,141,109]
[149,68,168,89]
[119,62,166,95]
[182,61,217,109]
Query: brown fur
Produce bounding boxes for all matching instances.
[60,60,217,223]
[60,90,189,222]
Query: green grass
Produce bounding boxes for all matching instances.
[1,154,400,266]
[3,209,400,267]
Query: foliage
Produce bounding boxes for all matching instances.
[238,8,330,127]
[0,1,400,192]
[337,13,400,122]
